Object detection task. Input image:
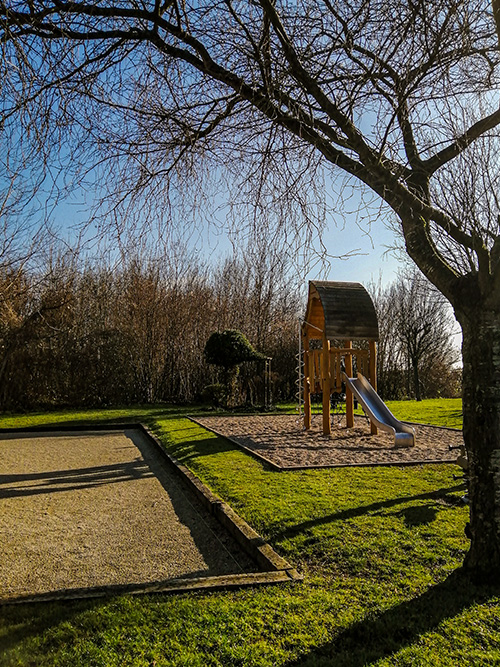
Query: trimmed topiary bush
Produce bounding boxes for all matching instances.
[204,330,266,407]
[204,330,266,368]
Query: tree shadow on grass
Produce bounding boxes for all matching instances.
[0,597,101,659]
[273,484,464,542]
[395,504,438,526]
[287,569,500,666]
[165,435,238,465]
[447,408,464,422]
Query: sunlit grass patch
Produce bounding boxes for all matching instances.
[277,397,463,429]
[1,401,498,667]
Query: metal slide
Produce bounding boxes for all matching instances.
[343,373,416,447]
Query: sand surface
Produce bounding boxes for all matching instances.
[194,414,464,468]
[0,429,255,602]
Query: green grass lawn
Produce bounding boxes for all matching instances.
[1,399,499,667]
[278,397,463,429]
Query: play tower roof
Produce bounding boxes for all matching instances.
[303,281,379,341]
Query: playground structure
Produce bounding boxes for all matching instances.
[300,280,415,446]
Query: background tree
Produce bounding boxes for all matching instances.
[212,245,302,403]
[370,273,460,401]
[2,0,500,578]
[393,271,459,402]
[369,278,408,401]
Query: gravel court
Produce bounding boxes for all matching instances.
[0,429,255,602]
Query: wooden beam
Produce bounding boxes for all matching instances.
[369,340,378,435]
[303,335,311,430]
[330,349,342,392]
[330,347,366,356]
[322,334,331,435]
[344,340,354,428]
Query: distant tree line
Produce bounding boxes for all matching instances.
[0,247,460,411]
[0,247,301,410]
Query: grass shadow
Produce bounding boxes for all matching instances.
[396,504,439,526]
[164,435,238,463]
[0,598,101,658]
[274,484,464,541]
[286,569,499,666]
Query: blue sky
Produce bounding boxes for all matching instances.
[178,208,402,287]
[308,218,401,286]
[53,179,403,288]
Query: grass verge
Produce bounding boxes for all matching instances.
[1,399,499,667]
[277,397,463,429]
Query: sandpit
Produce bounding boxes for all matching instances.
[0,428,258,603]
[193,414,463,469]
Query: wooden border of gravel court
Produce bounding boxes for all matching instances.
[0,423,301,605]
[189,414,461,471]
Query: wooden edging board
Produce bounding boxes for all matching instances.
[0,423,301,604]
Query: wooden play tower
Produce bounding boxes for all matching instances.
[301,281,379,435]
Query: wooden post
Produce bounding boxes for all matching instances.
[322,334,331,435]
[303,332,311,430]
[330,348,342,392]
[345,340,354,428]
[315,350,321,391]
[369,340,378,435]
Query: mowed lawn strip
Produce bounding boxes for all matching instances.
[277,397,463,430]
[1,399,499,667]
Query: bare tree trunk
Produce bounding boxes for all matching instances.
[413,360,422,401]
[460,307,500,581]
[406,345,412,397]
